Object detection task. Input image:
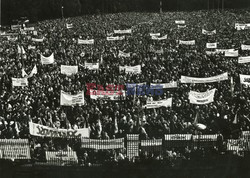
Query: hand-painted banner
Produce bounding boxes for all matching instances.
[235,23,250,30]
[22,65,37,78]
[144,98,172,109]
[206,43,217,49]
[242,131,250,139]
[241,44,250,50]
[165,134,192,140]
[81,138,124,149]
[0,139,31,159]
[84,62,99,70]
[225,50,238,57]
[12,78,28,87]
[238,56,250,64]
[24,27,35,31]
[60,91,84,106]
[78,39,94,45]
[175,20,185,24]
[150,81,177,89]
[46,151,78,164]
[61,65,78,75]
[180,72,228,83]
[29,122,90,138]
[119,65,141,74]
[89,89,125,100]
[114,29,132,34]
[7,36,18,41]
[202,29,216,35]
[152,35,168,40]
[41,53,54,65]
[188,89,216,105]
[179,40,195,45]
[141,139,162,152]
[32,37,44,42]
[66,23,73,29]
[107,36,125,41]
[118,50,130,58]
[28,45,36,50]
[149,33,160,37]
[11,25,21,30]
[239,74,250,85]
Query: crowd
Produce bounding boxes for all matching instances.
[0,10,250,162]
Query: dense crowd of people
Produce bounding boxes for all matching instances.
[0,10,250,163]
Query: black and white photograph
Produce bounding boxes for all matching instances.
[0,0,250,178]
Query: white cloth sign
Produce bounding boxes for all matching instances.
[152,35,168,40]
[179,40,195,45]
[180,72,228,83]
[225,50,239,57]
[206,43,217,49]
[107,36,125,41]
[150,82,177,89]
[202,29,216,35]
[22,65,37,78]
[78,39,94,45]
[175,20,185,24]
[41,53,54,65]
[66,23,73,29]
[24,27,35,31]
[144,98,172,109]
[118,51,130,58]
[46,151,78,164]
[238,56,250,64]
[240,74,250,86]
[32,37,44,42]
[114,29,132,34]
[241,44,250,50]
[61,65,78,75]
[12,78,28,87]
[60,91,84,106]
[119,65,141,74]
[149,33,160,37]
[84,62,99,70]
[165,134,192,140]
[188,89,216,105]
[89,89,125,100]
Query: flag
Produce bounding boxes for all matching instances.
[231,77,234,97]
[18,45,26,54]
[233,112,238,124]
[193,110,200,124]
[22,69,28,78]
[100,54,103,64]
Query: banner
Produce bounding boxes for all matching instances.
[188,89,216,105]
[107,36,125,41]
[225,50,239,57]
[144,98,172,109]
[235,23,250,30]
[179,40,195,45]
[152,35,168,40]
[61,65,78,75]
[84,62,99,70]
[24,27,35,31]
[118,50,130,58]
[238,56,250,64]
[32,37,44,42]
[178,25,187,29]
[127,134,139,159]
[149,33,160,37]
[114,29,132,34]
[0,139,31,159]
[165,134,192,148]
[242,131,250,139]
[241,44,250,50]
[12,78,28,87]
[202,29,216,35]
[29,122,89,138]
[78,39,94,45]
[46,151,78,164]
[119,65,141,74]
[66,23,73,29]
[28,45,36,50]
[206,43,217,49]
[239,74,250,86]
[193,134,218,148]
[180,72,228,83]
[141,139,162,153]
[81,138,124,149]
[11,25,21,30]
[22,65,37,78]
[175,20,185,24]
[60,91,84,106]
[41,53,54,65]
[165,134,192,140]
[89,89,125,100]
[227,139,248,151]
[150,82,177,89]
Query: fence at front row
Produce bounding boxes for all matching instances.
[0,133,250,165]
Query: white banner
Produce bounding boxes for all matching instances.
[118,51,130,58]
[78,39,94,45]
[11,25,21,30]
[29,122,89,138]
[152,35,168,40]
[178,25,187,29]
[240,74,250,86]
[150,81,177,89]
[144,98,172,109]
[238,56,250,64]
[188,89,216,105]
[107,36,125,41]
[24,27,35,31]
[175,20,185,24]
[12,78,28,87]
[179,40,195,45]
[202,29,216,35]
[114,29,132,34]
[66,23,73,29]
[32,37,44,42]
[180,72,228,83]
[60,91,84,106]
[149,33,160,37]
[241,44,250,50]
[165,134,192,140]
[235,23,250,30]
[61,65,78,75]
[22,65,37,78]
[46,151,78,164]
[119,65,141,74]
[84,62,99,70]
[89,89,125,100]
[206,43,217,49]
[41,53,54,65]
[225,50,239,57]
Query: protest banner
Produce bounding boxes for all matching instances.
[89,89,125,100]
[119,65,141,74]
[152,35,168,40]
[29,122,89,138]
[202,29,216,35]
[235,23,250,30]
[0,139,31,159]
[61,65,78,75]
[12,78,28,87]
[78,39,94,45]
[118,51,131,58]
[150,82,177,89]
[22,65,37,78]
[227,139,247,151]
[81,138,124,149]
[107,36,125,41]
[144,98,172,109]
[84,62,99,70]
[180,72,228,83]
[28,45,36,50]
[206,43,217,49]
[11,25,21,30]
[188,89,216,105]
[24,27,35,31]
[60,91,84,106]
[66,23,73,29]
[239,74,250,85]
[241,44,250,50]
[238,56,250,64]
[175,20,185,24]
[149,33,160,37]
[179,40,195,45]
[46,151,78,164]
[41,53,54,65]
[225,50,239,57]
[193,135,218,148]
[114,29,132,34]
[127,134,139,159]
[32,37,44,42]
